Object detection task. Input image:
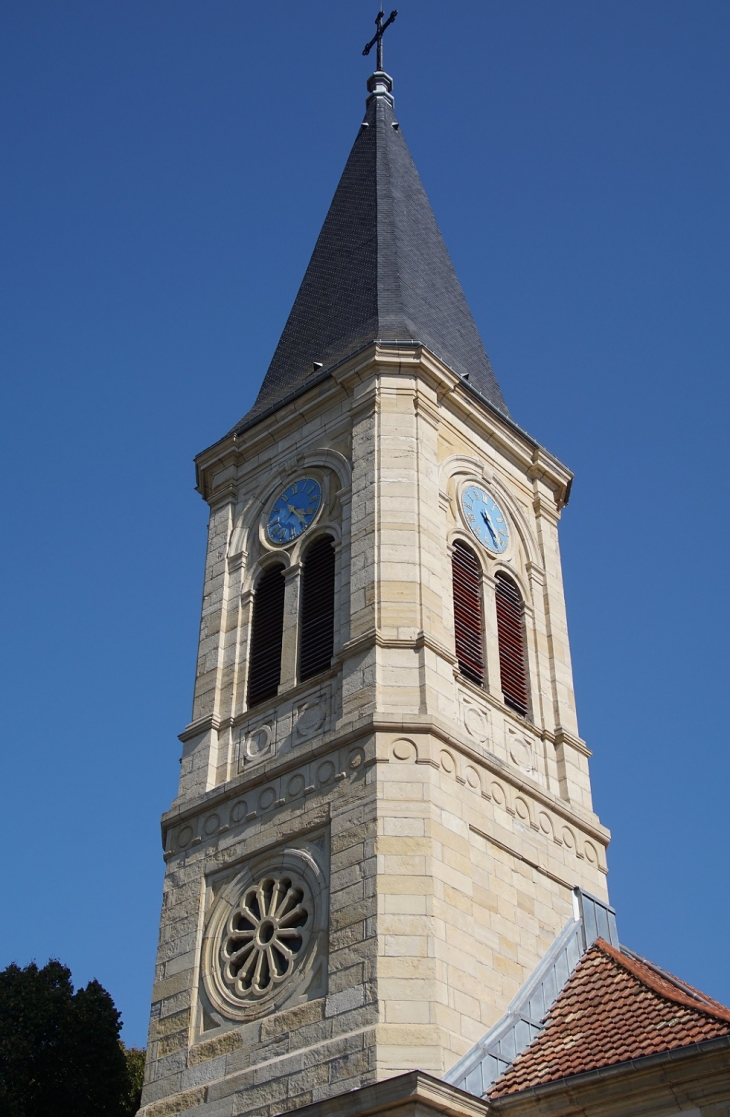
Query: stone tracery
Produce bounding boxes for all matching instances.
[221,874,309,999]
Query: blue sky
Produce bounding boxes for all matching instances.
[0,2,728,1048]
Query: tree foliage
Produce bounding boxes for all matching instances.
[123,1046,146,1115]
[0,959,144,1117]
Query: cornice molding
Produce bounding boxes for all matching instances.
[178,713,231,743]
[553,727,592,758]
[288,1070,489,1117]
[166,709,609,849]
[195,343,573,507]
[338,626,457,665]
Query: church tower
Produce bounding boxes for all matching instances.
[139,58,610,1117]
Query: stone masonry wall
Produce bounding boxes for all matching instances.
[140,346,610,1116]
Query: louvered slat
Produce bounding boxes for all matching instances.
[299,536,335,682]
[452,540,484,686]
[247,564,286,707]
[495,571,529,717]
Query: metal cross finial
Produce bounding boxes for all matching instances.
[363,7,398,72]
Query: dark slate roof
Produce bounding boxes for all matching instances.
[231,75,509,434]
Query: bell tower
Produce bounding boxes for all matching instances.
[139,59,610,1117]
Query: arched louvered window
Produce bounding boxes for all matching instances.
[247,564,286,707]
[452,540,484,686]
[299,536,336,682]
[495,571,529,717]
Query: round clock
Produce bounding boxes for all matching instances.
[461,484,509,553]
[267,478,322,544]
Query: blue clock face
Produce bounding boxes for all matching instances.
[462,485,509,553]
[267,478,322,544]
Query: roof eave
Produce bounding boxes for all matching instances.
[194,341,574,506]
[489,1033,730,1109]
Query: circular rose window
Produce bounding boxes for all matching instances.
[202,847,325,1022]
[222,875,309,998]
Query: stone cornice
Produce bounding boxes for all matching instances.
[178,713,230,742]
[450,672,591,759]
[371,714,608,846]
[195,376,347,501]
[194,343,573,508]
[178,669,343,743]
[338,627,457,666]
[286,1070,489,1117]
[164,709,609,850]
[553,726,592,758]
[340,345,574,504]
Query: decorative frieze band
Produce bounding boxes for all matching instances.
[165,743,366,859]
[387,734,607,875]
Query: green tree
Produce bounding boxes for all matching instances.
[123,1045,146,1115]
[0,959,143,1116]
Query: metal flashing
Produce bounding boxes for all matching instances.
[444,888,619,1098]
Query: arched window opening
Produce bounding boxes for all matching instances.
[495,571,529,717]
[452,540,484,686]
[299,536,336,682]
[247,564,286,707]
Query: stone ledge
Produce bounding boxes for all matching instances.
[163,714,607,850]
[278,1070,488,1117]
[140,1084,207,1117]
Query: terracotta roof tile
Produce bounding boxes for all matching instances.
[489,939,730,1098]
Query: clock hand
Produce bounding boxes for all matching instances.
[287,503,307,526]
[481,507,498,545]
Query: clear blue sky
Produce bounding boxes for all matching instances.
[0,1,728,1049]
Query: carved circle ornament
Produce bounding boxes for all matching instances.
[222,875,309,998]
[203,848,326,1021]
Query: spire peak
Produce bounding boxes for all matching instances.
[366,69,393,104]
[231,85,509,434]
[362,7,398,74]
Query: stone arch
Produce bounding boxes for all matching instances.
[242,548,293,596]
[229,449,351,561]
[439,454,541,576]
[391,738,419,763]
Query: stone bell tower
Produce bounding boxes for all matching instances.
[139,61,610,1117]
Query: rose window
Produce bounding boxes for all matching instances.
[221,874,310,999]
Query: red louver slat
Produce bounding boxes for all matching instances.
[452,540,484,686]
[247,565,286,707]
[495,571,529,717]
[299,536,336,682]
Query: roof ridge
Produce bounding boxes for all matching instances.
[594,939,730,1025]
[374,95,407,340]
[619,945,730,1014]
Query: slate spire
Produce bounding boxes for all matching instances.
[234,70,509,433]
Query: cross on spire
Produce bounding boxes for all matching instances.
[363,7,398,73]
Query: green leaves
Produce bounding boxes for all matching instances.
[0,960,143,1117]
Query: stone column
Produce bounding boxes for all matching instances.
[278,562,302,692]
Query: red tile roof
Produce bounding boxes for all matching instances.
[489,939,730,1098]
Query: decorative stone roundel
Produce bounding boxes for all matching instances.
[203,846,326,1022]
[221,874,309,999]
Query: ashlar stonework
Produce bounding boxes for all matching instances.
[138,58,618,1117]
[139,340,609,1117]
